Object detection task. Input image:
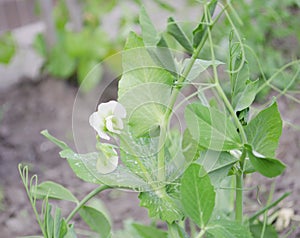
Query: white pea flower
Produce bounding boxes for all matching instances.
[96,143,118,174]
[89,100,126,140]
[275,208,294,231]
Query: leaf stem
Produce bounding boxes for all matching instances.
[66,185,110,223]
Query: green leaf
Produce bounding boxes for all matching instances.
[185,103,242,151]
[197,150,238,187]
[181,164,215,228]
[133,223,168,238]
[33,181,78,203]
[45,44,76,78]
[167,17,194,53]
[79,205,111,237]
[232,79,259,112]
[0,32,16,64]
[182,129,203,166]
[139,8,176,75]
[139,7,160,46]
[250,223,278,238]
[206,219,253,238]
[42,131,149,190]
[77,59,102,92]
[183,58,224,82]
[245,144,286,178]
[244,102,282,157]
[192,0,218,48]
[119,32,174,138]
[139,185,184,223]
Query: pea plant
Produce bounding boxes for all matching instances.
[20,1,296,237]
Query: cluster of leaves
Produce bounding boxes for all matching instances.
[19,1,294,237]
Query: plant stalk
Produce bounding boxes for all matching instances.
[66,185,110,223]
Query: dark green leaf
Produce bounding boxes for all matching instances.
[193,0,218,48]
[244,102,282,157]
[181,164,215,228]
[34,181,77,203]
[250,223,278,238]
[133,223,168,238]
[245,144,286,178]
[185,103,242,151]
[206,219,253,238]
[197,150,238,186]
[79,205,111,237]
[167,17,193,53]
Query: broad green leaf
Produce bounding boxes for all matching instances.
[167,17,194,53]
[185,103,242,151]
[34,181,77,203]
[42,131,149,191]
[139,184,184,223]
[183,58,224,82]
[244,102,282,157]
[77,59,102,92]
[197,150,238,187]
[181,164,215,228]
[79,205,111,237]
[206,219,253,238]
[250,223,278,238]
[232,79,259,112]
[192,0,218,48]
[119,32,174,137]
[133,223,168,238]
[0,32,16,64]
[245,144,286,178]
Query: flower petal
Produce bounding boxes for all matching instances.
[89,111,110,140]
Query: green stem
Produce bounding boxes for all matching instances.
[66,185,110,223]
[205,9,249,223]
[157,22,209,182]
[196,229,206,238]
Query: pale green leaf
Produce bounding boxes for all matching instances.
[244,102,282,157]
[77,59,102,92]
[139,7,160,46]
[181,164,215,228]
[139,188,184,223]
[183,58,224,82]
[79,205,111,237]
[34,181,78,203]
[133,223,168,238]
[206,219,253,238]
[185,103,242,151]
[42,131,149,190]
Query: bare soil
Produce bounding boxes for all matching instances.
[0,77,299,237]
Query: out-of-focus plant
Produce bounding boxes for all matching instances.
[214,0,300,97]
[0,32,16,64]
